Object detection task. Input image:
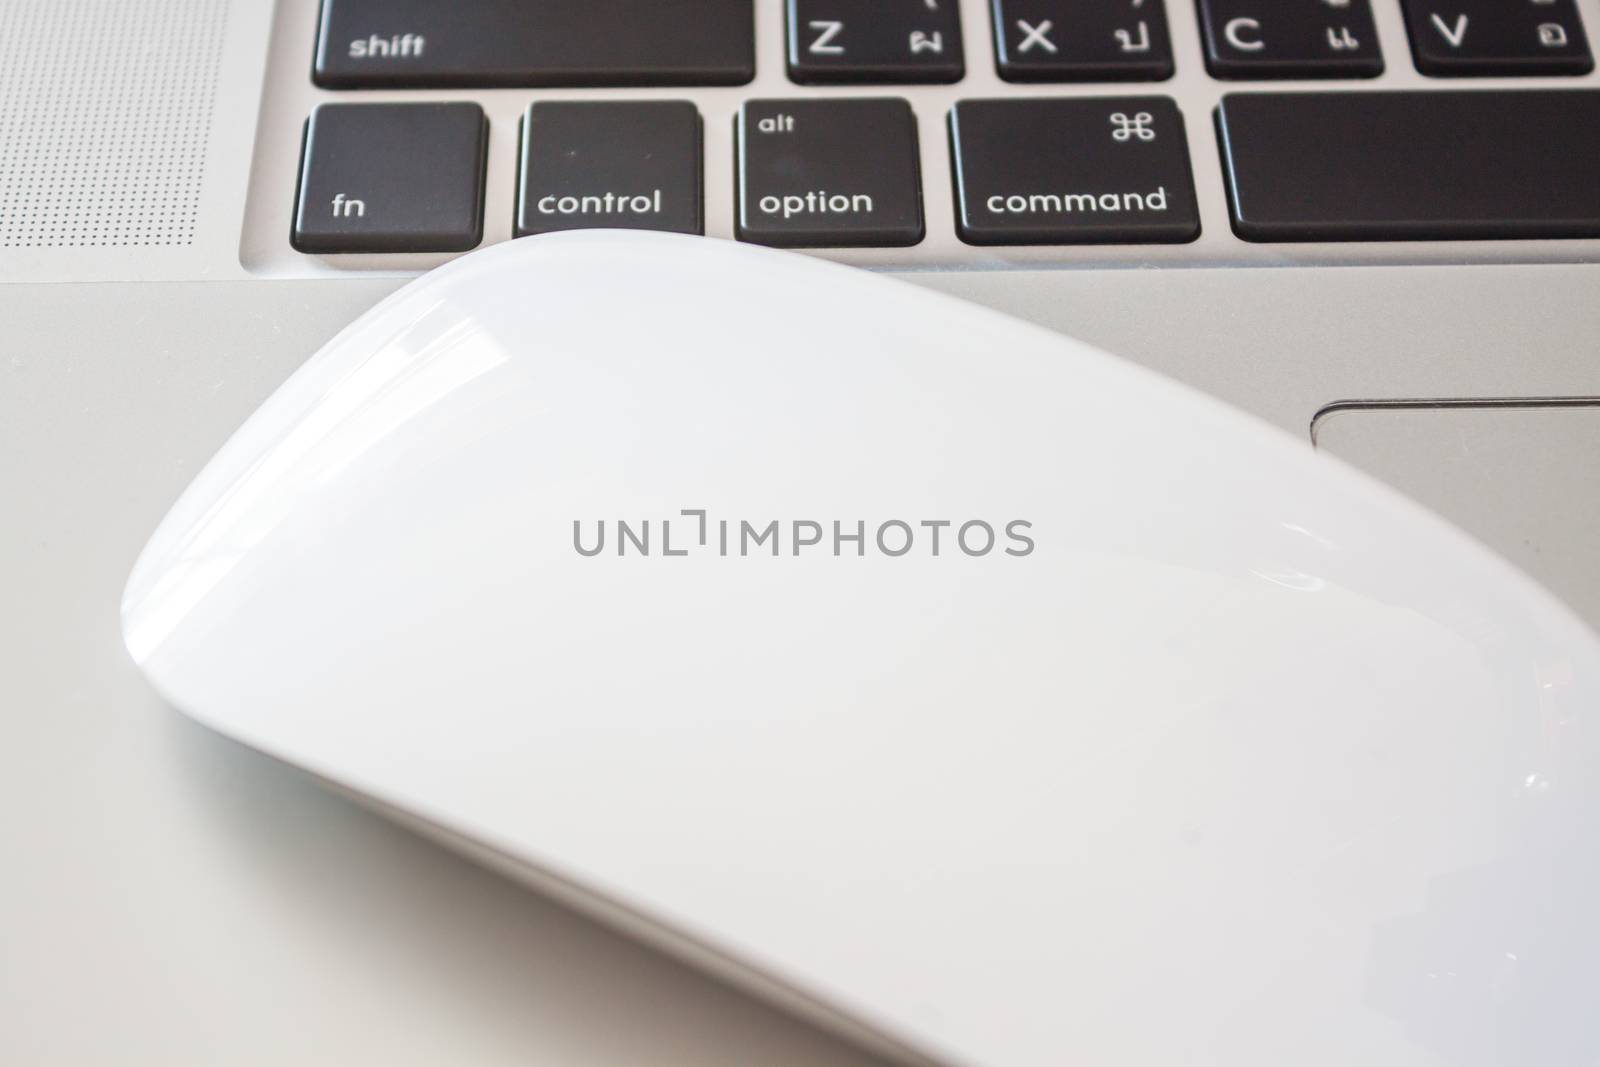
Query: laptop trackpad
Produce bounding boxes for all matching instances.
[1314,404,1600,627]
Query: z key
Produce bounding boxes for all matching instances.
[787,0,965,83]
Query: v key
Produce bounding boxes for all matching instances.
[1403,0,1593,76]
[1430,12,1468,48]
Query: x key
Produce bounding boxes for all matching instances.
[992,0,1174,81]
[1017,18,1058,53]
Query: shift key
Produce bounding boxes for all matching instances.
[315,0,754,87]
[950,98,1200,244]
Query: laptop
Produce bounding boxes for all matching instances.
[3,0,1598,1062]
[7,0,1598,619]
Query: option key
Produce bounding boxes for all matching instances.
[737,99,924,248]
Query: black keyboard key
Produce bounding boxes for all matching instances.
[992,0,1174,82]
[1196,0,1383,79]
[949,97,1199,244]
[1217,91,1600,241]
[787,0,964,83]
[1401,0,1593,76]
[292,103,486,254]
[516,102,702,238]
[314,0,755,88]
[737,99,924,248]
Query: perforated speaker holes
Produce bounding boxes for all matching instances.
[0,1,227,248]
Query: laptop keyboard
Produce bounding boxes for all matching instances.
[266,0,1600,269]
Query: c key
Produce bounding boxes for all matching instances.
[1197,0,1383,78]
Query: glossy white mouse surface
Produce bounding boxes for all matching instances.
[124,232,1599,1067]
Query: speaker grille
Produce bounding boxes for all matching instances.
[0,1,227,248]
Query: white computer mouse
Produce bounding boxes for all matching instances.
[124,231,1599,1067]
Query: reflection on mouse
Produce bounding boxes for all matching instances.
[123,232,1600,1067]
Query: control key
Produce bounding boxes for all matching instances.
[516,101,703,237]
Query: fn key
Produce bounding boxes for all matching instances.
[293,103,488,254]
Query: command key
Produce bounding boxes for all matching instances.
[950,97,1199,245]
